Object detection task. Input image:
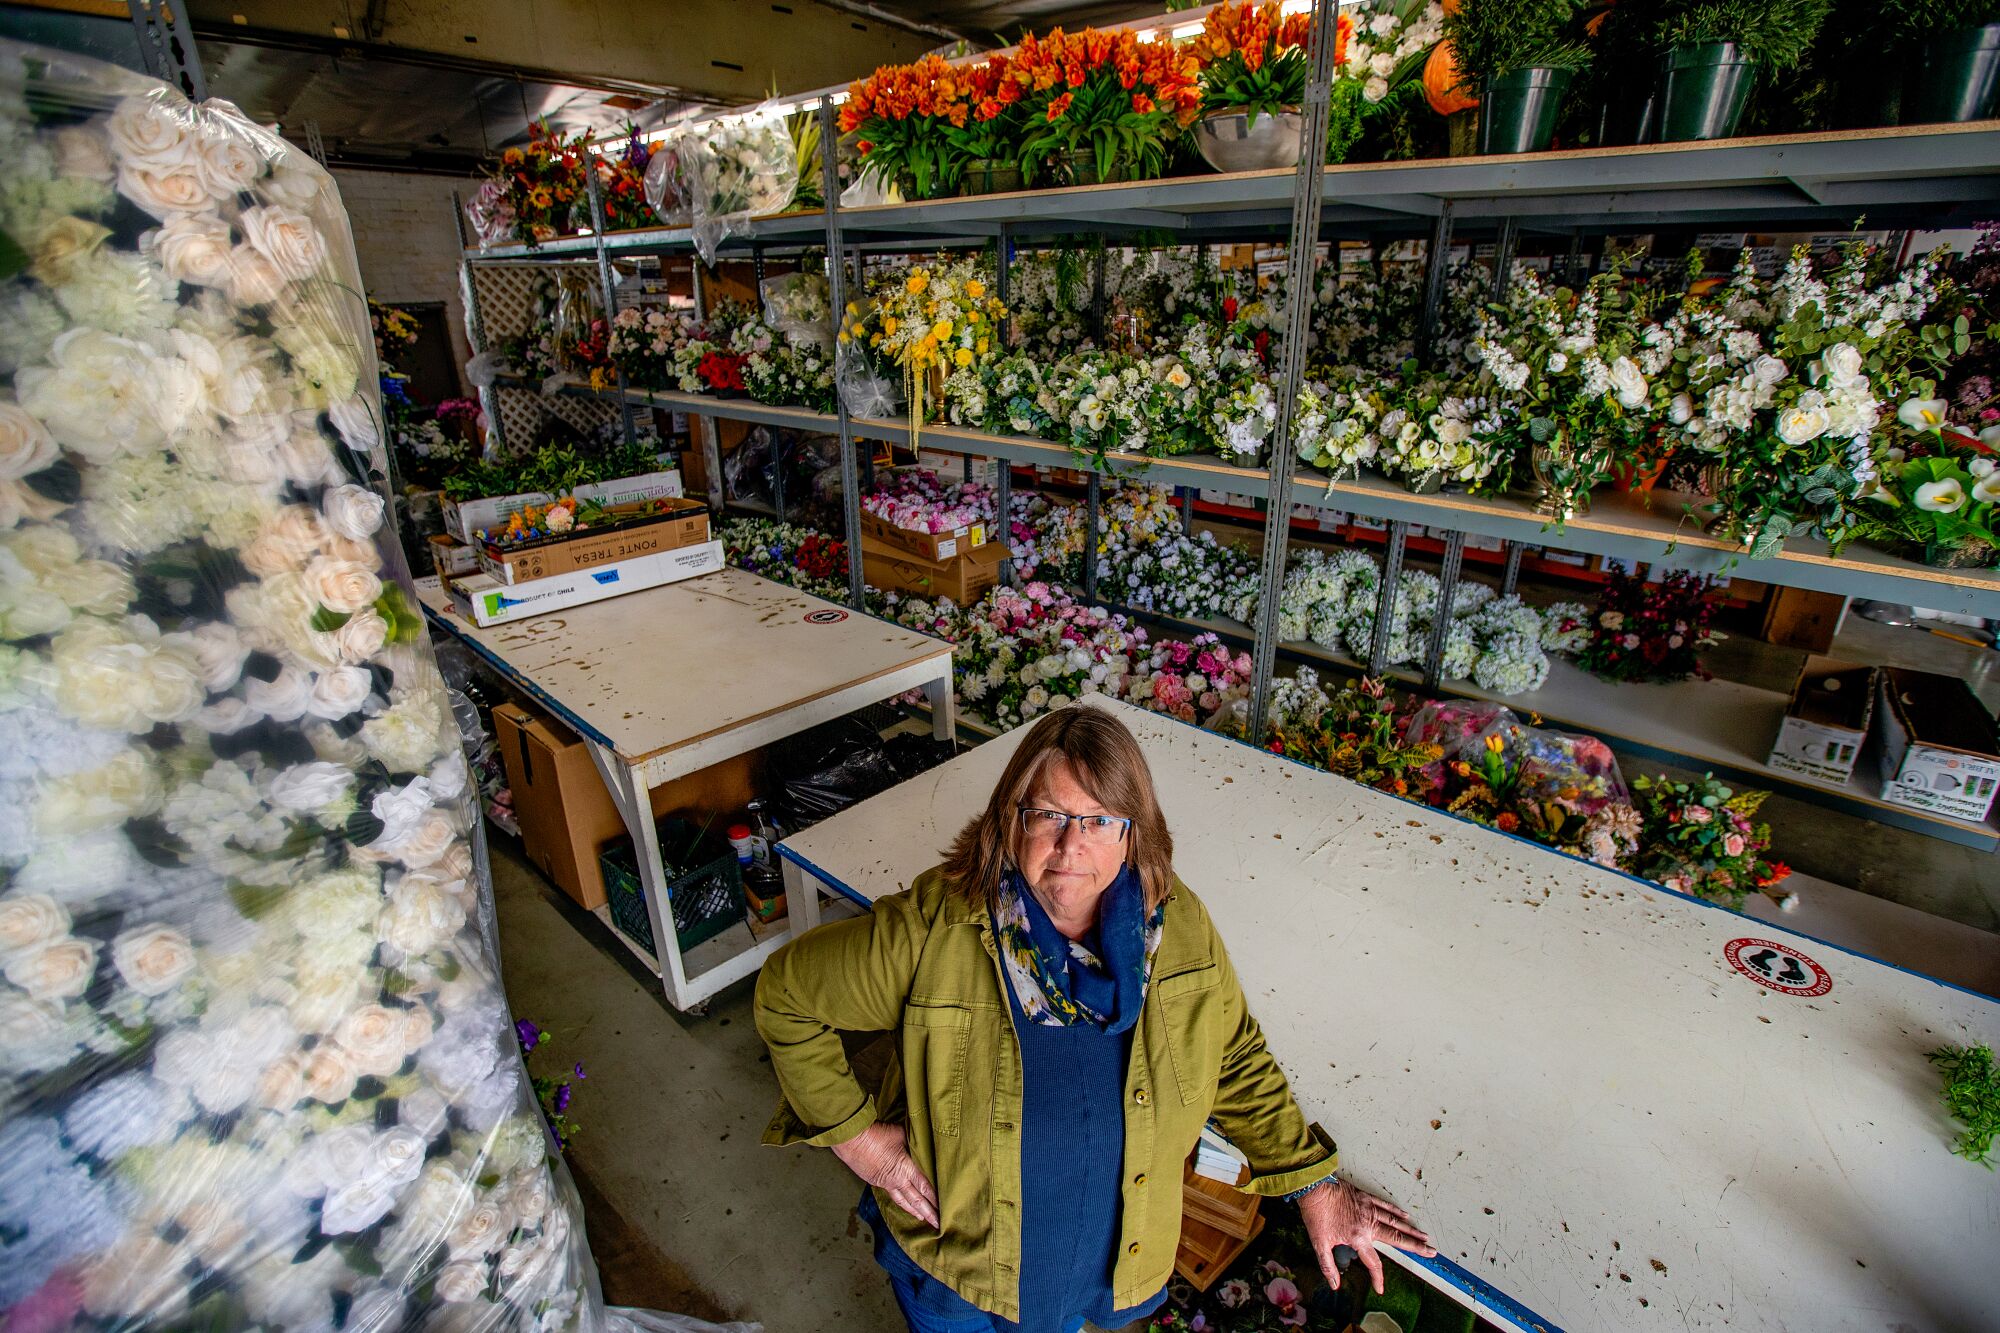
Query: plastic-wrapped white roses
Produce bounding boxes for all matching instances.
[0,40,643,1333]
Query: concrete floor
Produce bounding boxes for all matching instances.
[491,835,901,1330]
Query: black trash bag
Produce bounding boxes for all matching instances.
[885,732,957,782]
[770,715,900,829]
[723,425,778,506]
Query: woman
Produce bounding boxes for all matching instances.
[755,706,1434,1331]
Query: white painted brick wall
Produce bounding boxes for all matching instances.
[328,169,476,395]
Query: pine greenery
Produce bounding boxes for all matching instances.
[1879,0,2000,40]
[1651,0,1836,70]
[1443,0,1595,87]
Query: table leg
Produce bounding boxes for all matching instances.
[584,740,694,1010]
[782,854,822,932]
[924,667,956,745]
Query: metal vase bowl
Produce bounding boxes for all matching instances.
[1656,42,1758,142]
[1197,108,1306,174]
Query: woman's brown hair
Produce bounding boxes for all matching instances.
[940,705,1174,912]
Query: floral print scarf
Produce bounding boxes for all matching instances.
[993,865,1165,1033]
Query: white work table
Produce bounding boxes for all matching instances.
[415,568,955,1010]
[776,698,2000,1333]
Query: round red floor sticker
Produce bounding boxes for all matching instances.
[802,608,849,624]
[1724,938,1832,997]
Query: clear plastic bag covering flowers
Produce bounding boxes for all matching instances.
[0,41,679,1333]
[835,347,904,421]
[759,272,832,350]
[668,104,797,265]
[640,141,691,228]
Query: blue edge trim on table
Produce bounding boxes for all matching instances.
[772,705,2000,1333]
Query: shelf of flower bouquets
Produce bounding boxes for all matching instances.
[723,452,1999,850]
[556,226,2000,623]
[461,0,2000,267]
[718,494,1819,919]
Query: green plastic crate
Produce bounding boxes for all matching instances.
[599,819,744,957]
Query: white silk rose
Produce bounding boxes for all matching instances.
[0,893,72,959]
[51,125,116,183]
[239,205,328,282]
[266,761,356,812]
[0,402,60,480]
[118,162,210,219]
[329,607,389,664]
[323,483,386,541]
[5,936,99,1002]
[305,555,382,615]
[110,923,196,996]
[33,748,164,838]
[15,327,201,461]
[191,129,264,199]
[47,617,206,733]
[332,1003,415,1077]
[306,665,372,721]
[106,96,195,171]
[147,213,234,287]
[245,666,316,723]
[224,246,288,307]
[379,867,466,955]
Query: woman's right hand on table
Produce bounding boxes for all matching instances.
[831,1122,939,1229]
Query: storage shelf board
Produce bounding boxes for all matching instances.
[1306,474,2000,619]
[465,125,2000,261]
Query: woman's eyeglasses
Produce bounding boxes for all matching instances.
[1018,806,1131,844]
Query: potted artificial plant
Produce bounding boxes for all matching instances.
[1643,0,1833,142]
[1888,0,2000,123]
[1443,0,1594,154]
[1190,1,1313,172]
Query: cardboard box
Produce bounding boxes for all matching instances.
[1767,656,1877,785]
[493,701,759,911]
[449,540,723,627]
[476,497,711,586]
[916,449,999,488]
[861,509,986,563]
[428,533,479,580]
[859,532,1005,603]
[442,468,683,540]
[1874,667,2000,823]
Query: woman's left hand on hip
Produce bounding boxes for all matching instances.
[1297,1178,1437,1295]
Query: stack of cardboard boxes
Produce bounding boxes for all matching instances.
[1769,657,2000,824]
[444,493,724,627]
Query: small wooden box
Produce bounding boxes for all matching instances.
[1175,1212,1266,1292]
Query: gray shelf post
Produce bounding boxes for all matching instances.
[1084,471,1101,604]
[1368,522,1411,676]
[1415,201,1455,367]
[1421,530,1467,691]
[1246,0,1343,741]
[818,96,866,611]
[994,225,1015,587]
[1501,541,1524,597]
[584,156,641,450]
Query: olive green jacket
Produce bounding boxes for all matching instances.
[754,865,1338,1322]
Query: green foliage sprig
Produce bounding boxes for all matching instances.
[1443,0,1595,88]
[1653,0,1835,69]
[1879,0,2000,42]
[1927,1043,2000,1166]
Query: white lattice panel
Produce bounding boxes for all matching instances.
[467,263,621,454]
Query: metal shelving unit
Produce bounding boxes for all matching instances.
[458,19,2000,857]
